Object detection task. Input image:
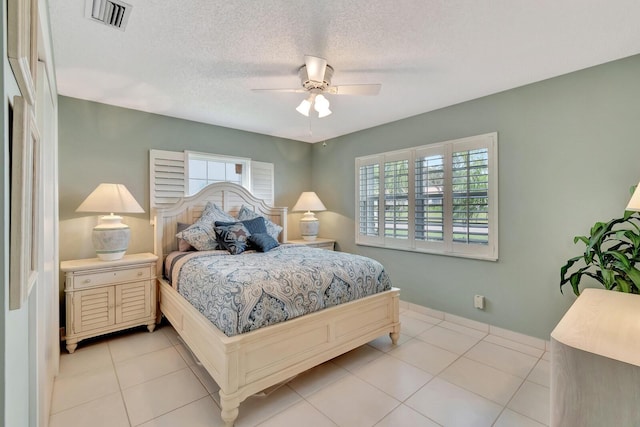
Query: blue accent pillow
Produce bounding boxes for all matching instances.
[237,205,283,241]
[214,223,250,255]
[248,233,280,252]
[215,216,267,235]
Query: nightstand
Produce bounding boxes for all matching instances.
[61,252,158,353]
[286,238,336,251]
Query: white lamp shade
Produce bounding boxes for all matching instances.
[292,192,326,212]
[626,183,640,212]
[76,184,143,261]
[76,183,144,214]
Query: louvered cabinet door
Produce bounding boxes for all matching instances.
[116,281,152,324]
[72,286,116,334]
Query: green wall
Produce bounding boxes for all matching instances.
[311,54,640,339]
[58,54,640,340]
[58,96,313,262]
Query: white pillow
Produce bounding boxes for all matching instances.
[175,202,235,250]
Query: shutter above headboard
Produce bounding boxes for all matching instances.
[150,149,185,209]
[250,160,274,206]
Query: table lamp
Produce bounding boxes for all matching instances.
[292,191,326,241]
[76,183,144,261]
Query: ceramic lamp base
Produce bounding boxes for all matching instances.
[92,215,130,261]
[300,212,319,241]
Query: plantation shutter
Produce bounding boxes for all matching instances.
[451,146,489,245]
[414,145,446,252]
[356,155,384,246]
[149,149,186,209]
[250,161,274,205]
[383,155,411,241]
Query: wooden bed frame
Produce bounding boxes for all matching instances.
[153,182,400,426]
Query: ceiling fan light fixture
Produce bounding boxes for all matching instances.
[313,94,331,118]
[296,98,312,116]
[317,107,332,118]
[314,94,329,110]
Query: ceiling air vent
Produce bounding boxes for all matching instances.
[86,0,132,31]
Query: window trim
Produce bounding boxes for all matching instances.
[355,132,498,261]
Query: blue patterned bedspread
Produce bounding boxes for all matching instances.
[166,245,392,336]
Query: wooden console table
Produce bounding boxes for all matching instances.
[550,288,640,426]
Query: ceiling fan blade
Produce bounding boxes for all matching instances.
[328,84,381,96]
[251,88,306,93]
[305,55,327,82]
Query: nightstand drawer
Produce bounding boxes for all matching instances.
[72,265,151,289]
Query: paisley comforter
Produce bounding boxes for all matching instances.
[164,245,392,336]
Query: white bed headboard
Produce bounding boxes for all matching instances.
[153,182,288,273]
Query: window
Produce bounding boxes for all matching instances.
[149,149,275,209]
[356,133,498,260]
[186,151,250,196]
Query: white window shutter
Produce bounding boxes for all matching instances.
[250,161,274,205]
[150,149,186,209]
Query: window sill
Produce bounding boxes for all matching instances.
[356,241,498,262]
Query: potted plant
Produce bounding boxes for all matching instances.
[560,210,640,296]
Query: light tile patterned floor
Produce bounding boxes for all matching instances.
[49,308,550,427]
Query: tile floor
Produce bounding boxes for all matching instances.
[49,307,550,427]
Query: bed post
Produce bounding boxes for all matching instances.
[153,208,164,278]
[390,291,400,345]
[219,391,240,427]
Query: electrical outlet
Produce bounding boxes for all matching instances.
[474,295,485,310]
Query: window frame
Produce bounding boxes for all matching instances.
[355,132,498,261]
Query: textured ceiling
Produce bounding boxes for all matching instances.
[49,1,640,143]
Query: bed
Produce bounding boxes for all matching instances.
[153,182,400,426]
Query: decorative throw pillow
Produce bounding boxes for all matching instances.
[237,205,283,241]
[176,222,195,252]
[176,221,218,251]
[200,201,236,225]
[176,202,236,251]
[214,223,250,255]
[248,233,279,252]
[215,216,267,235]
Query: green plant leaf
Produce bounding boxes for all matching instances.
[607,251,631,269]
[625,267,640,289]
[601,268,615,289]
[560,256,583,282]
[616,277,632,293]
[569,273,582,296]
[574,236,589,245]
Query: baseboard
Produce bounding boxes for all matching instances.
[400,299,551,352]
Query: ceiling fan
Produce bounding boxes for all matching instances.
[252,55,382,118]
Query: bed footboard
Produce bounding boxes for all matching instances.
[158,279,400,426]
